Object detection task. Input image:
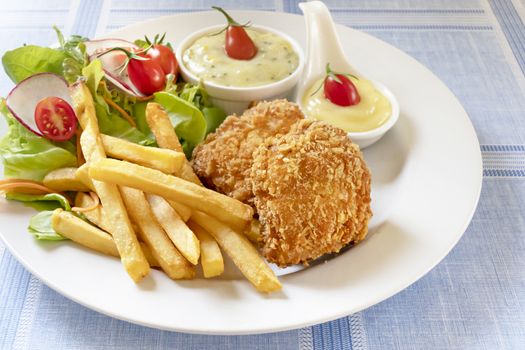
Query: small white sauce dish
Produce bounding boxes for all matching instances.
[176,24,305,115]
[346,81,399,148]
[297,1,400,149]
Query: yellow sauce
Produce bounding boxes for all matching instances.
[302,77,391,132]
[182,28,299,87]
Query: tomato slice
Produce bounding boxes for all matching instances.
[34,96,77,142]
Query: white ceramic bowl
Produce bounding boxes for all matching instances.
[175,24,304,115]
[347,80,400,148]
[297,78,400,150]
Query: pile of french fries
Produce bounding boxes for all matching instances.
[46,82,280,293]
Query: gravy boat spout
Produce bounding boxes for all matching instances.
[296,1,400,149]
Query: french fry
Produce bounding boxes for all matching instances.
[100,134,185,174]
[167,200,192,222]
[51,209,159,267]
[74,192,111,232]
[146,104,229,274]
[70,82,149,282]
[146,194,200,265]
[74,191,140,236]
[191,211,281,292]
[187,220,224,278]
[89,158,253,231]
[75,164,95,191]
[140,242,160,268]
[52,208,118,256]
[245,219,261,244]
[43,167,89,192]
[145,102,202,185]
[120,187,195,279]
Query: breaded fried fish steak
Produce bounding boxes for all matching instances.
[192,100,372,267]
[192,99,303,207]
[251,119,372,266]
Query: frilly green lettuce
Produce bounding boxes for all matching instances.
[6,192,71,241]
[0,99,77,182]
[82,60,154,145]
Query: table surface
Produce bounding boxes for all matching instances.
[1,0,524,349]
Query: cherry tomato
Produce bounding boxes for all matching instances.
[324,74,360,107]
[213,6,257,60]
[34,96,77,142]
[146,44,178,76]
[127,54,166,95]
[225,26,257,60]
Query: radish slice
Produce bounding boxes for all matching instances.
[85,38,137,56]
[6,73,73,136]
[92,50,146,97]
[85,39,146,97]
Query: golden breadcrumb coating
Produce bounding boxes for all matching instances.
[250,119,372,267]
[191,99,304,206]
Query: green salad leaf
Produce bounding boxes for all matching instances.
[154,91,207,157]
[202,106,227,134]
[2,46,68,83]
[82,60,154,145]
[176,82,226,135]
[54,26,88,83]
[0,99,77,181]
[1,27,88,84]
[6,192,70,241]
[28,211,65,241]
[6,192,71,211]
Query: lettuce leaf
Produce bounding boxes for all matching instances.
[53,26,88,84]
[154,91,206,157]
[82,60,154,145]
[0,99,77,181]
[6,192,71,211]
[28,211,65,241]
[202,106,227,135]
[171,82,226,139]
[6,192,70,241]
[2,27,88,84]
[2,46,68,84]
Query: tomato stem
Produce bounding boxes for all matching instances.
[210,6,251,36]
[310,63,360,97]
[212,6,241,26]
[325,63,359,82]
[145,33,167,46]
[97,46,150,74]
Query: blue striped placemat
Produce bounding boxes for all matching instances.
[0,1,523,349]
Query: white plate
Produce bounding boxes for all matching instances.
[0,11,482,334]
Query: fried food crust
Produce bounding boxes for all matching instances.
[251,119,372,267]
[191,99,304,206]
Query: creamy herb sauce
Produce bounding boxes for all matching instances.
[302,77,392,132]
[183,28,299,87]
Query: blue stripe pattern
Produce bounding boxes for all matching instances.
[350,25,491,31]
[483,169,525,176]
[0,253,32,350]
[70,0,104,37]
[481,144,525,152]
[312,318,353,350]
[489,0,525,76]
[1,1,525,349]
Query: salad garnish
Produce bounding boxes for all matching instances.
[140,33,179,76]
[311,63,360,107]
[0,27,227,241]
[211,6,258,60]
